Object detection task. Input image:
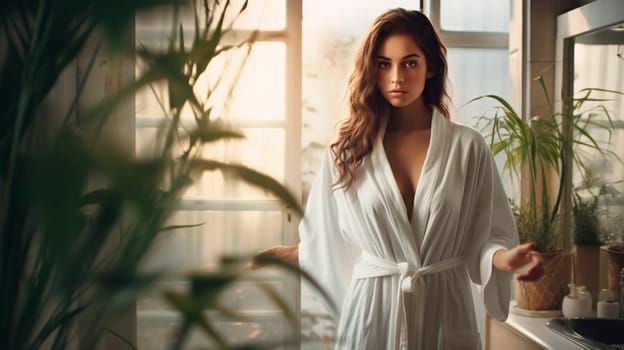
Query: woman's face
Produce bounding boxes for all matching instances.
[375,34,432,108]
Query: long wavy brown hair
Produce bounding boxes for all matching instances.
[330,8,450,189]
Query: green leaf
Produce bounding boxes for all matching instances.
[191,159,303,216]
[252,255,338,316]
[160,222,206,232]
[188,121,245,144]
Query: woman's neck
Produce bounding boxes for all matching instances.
[386,101,432,133]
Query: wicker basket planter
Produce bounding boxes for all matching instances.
[515,250,573,311]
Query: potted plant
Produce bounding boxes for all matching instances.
[0,0,312,349]
[572,186,604,305]
[471,74,622,311]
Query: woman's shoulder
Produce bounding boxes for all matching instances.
[445,117,490,152]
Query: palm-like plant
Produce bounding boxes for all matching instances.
[1,0,319,349]
[471,75,622,252]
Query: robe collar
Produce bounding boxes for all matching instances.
[372,108,452,266]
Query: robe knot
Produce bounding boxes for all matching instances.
[397,262,423,293]
[353,251,464,350]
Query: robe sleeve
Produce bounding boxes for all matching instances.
[466,138,519,321]
[298,150,358,319]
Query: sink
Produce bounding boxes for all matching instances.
[546,317,624,350]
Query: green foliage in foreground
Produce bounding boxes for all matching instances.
[0,0,315,348]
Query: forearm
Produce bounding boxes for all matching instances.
[492,249,512,272]
[248,244,299,270]
[493,244,544,280]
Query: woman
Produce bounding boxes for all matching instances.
[250,8,543,350]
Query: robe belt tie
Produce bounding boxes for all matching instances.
[352,252,464,350]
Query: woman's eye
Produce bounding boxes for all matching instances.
[378,61,390,69]
[403,61,417,68]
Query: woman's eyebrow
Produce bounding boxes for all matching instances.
[376,53,422,60]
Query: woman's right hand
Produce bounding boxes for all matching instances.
[247,245,299,270]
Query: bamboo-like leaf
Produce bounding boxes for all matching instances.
[252,255,338,316]
[536,75,555,119]
[160,222,206,232]
[30,305,88,350]
[164,290,201,318]
[254,281,297,325]
[191,159,303,216]
[164,289,229,348]
[184,272,240,311]
[104,328,138,350]
[188,121,245,144]
[238,0,249,15]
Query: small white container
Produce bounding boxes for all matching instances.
[596,289,620,319]
[562,283,592,318]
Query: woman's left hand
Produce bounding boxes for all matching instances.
[494,242,544,281]
[247,245,299,271]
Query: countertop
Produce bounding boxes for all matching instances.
[504,302,585,349]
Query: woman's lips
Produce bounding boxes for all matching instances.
[389,90,407,97]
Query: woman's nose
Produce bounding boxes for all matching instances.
[391,68,404,84]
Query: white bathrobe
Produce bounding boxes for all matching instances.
[298,109,518,350]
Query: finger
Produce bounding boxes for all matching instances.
[516,242,537,254]
[247,261,260,271]
[527,251,543,268]
[516,261,544,281]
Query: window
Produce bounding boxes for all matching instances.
[135,1,302,348]
[440,0,509,32]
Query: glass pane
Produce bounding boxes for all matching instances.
[194,127,285,199]
[135,42,285,122]
[136,127,285,200]
[138,314,289,349]
[138,209,291,349]
[573,41,624,235]
[136,0,284,35]
[142,210,283,272]
[440,0,509,32]
[447,48,510,125]
[139,280,287,312]
[220,0,285,30]
[219,42,286,121]
[446,47,512,193]
[135,79,168,119]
